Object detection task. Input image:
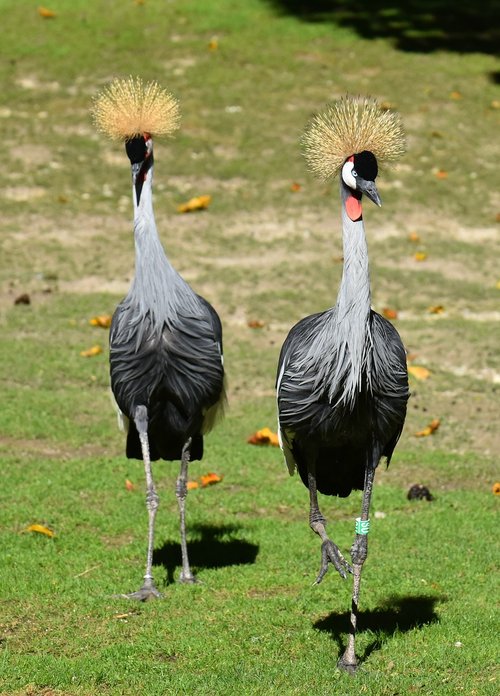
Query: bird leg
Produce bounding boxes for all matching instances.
[176,437,197,584]
[119,405,162,601]
[308,469,352,583]
[338,463,376,673]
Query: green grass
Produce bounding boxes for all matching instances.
[0,0,499,694]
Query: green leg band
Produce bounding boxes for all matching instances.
[355,517,370,535]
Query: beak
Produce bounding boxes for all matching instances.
[357,178,382,207]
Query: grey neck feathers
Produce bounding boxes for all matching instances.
[306,180,373,407]
[126,164,201,333]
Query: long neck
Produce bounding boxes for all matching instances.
[324,181,373,405]
[128,162,198,330]
[337,181,371,320]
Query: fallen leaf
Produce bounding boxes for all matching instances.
[38,6,56,18]
[24,523,55,538]
[430,130,443,138]
[80,344,103,357]
[290,182,302,192]
[492,482,500,495]
[435,169,448,180]
[496,280,500,290]
[491,100,500,110]
[408,365,431,380]
[200,472,223,487]
[208,37,218,51]
[247,427,280,447]
[89,314,112,328]
[382,307,398,320]
[125,479,136,491]
[177,195,211,213]
[415,418,441,437]
[428,305,445,314]
[380,101,397,111]
[247,319,265,329]
[414,251,428,262]
[449,90,462,100]
[187,480,199,490]
[408,231,420,243]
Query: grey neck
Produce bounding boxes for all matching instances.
[127,163,200,332]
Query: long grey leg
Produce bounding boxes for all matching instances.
[308,466,352,583]
[117,405,162,601]
[176,437,196,583]
[338,463,376,673]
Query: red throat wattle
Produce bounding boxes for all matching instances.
[346,195,362,221]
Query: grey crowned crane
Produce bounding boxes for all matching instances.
[276,97,409,671]
[93,78,225,600]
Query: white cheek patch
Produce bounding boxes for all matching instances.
[342,161,357,189]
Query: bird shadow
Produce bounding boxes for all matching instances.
[314,594,443,663]
[152,523,259,584]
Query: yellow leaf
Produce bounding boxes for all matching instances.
[435,169,448,180]
[492,482,500,495]
[408,231,420,243]
[428,305,445,314]
[80,344,103,357]
[89,314,112,328]
[38,6,56,18]
[415,418,441,437]
[496,280,500,290]
[247,427,280,447]
[208,37,218,51]
[408,365,431,380]
[247,319,265,329]
[187,480,199,490]
[200,472,223,487]
[125,479,136,491]
[449,91,462,100]
[414,251,427,262]
[382,307,398,320]
[24,523,55,538]
[177,195,211,213]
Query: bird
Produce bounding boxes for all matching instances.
[92,77,226,600]
[276,96,409,671]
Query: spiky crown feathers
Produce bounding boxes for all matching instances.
[302,96,405,181]
[92,76,180,140]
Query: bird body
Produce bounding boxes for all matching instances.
[93,78,225,599]
[276,98,409,671]
[110,174,224,462]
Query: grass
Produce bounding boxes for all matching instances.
[0,0,499,694]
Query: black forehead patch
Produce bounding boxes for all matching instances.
[353,150,378,181]
[125,137,147,164]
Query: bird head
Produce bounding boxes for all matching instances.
[341,151,381,207]
[125,134,153,205]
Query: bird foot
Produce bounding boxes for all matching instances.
[179,570,198,584]
[337,653,358,674]
[314,539,353,584]
[114,578,163,601]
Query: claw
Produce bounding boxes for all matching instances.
[314,539,353,584]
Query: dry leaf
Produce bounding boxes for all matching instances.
[428,305,445,314]
[408,365,431,380]
[492,482,500,495]
[24,523,55,538]
[14,293,31,305]
[449,91,462,100]
[38,6,56,18]
[491,101,500,110]
[200,472,223,487]
[415,418,441,437]
[208,37,218,51]
[125,479,136,491]
[382,307,398,320]
[247,427,280,447]
[408,231,420,243]
[177,195,211,213]
[247,319,265,329]
[80,344,103,357]
[187,480,199,490]
[414,251,427,262]
[290,182,302,192]
[89,314,112,328]
[435,169,448,180]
